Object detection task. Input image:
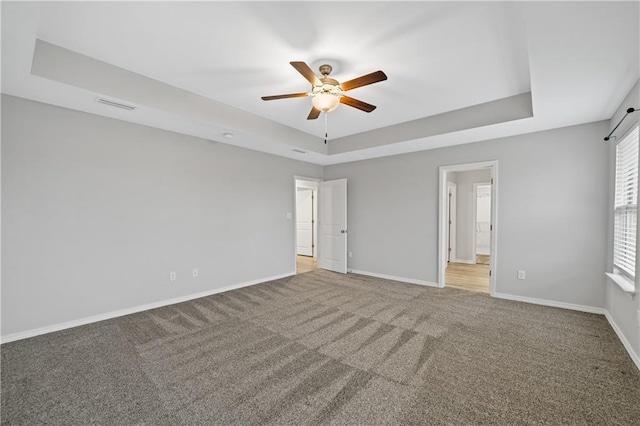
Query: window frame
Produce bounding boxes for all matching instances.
[611,123,640,289]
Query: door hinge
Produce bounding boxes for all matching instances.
[490,225,493,231]
[489,270,492,277]
[491,178,493,184]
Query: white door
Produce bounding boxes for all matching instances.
[296,189,313,256]
[318,179,347,273]
[475,183,492,256]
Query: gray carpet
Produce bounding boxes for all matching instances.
[2,269,639,425]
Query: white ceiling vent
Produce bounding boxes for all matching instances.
[96,97,136,111]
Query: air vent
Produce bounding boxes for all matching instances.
[96,98,136,111]
[292,149,307,154]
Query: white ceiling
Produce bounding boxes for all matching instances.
[2,1,638,166]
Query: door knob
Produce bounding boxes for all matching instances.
[341,230,347,234]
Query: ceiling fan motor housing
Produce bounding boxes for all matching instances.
[319,64,333,76]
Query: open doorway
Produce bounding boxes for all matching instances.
[438,162,497,295]
[295,178,318,274]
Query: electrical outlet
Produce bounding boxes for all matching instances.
[169,271,177,282]
[348,251,353,258]
[192,268,199,278]
[517,270,526,280]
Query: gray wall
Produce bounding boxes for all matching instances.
[1,95,322,337]
[606,80,640,362]
[325,121,610,309]
[1,92,623,340]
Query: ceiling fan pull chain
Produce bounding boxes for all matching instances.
[324,112,328,144]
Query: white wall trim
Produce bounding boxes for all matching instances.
[446,181,457,261]
[438,161,498,295]
[493,292,606,315]
[349,269,439,288]
[1,272,295,344]
[5,267,638,373]
[604,311,640,372]
[605,272,636,297]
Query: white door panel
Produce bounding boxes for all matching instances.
[318,179,347,273]
[297,227,312,256]
[296,189,313,256]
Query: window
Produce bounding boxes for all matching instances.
[613,125,640,279]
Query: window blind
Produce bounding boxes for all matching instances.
[613,125,639,278]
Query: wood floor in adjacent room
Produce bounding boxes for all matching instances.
[446,261,490,293]
[296,255,317,274]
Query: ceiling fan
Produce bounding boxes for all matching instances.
[261,61,387,120]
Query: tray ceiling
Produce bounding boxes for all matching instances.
[2,1,638,165]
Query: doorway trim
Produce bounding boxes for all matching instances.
[294,176,321,273]
[438,161,498,296]
[446,181,457,262]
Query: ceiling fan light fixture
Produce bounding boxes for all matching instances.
[262,61,386,120]
[312,93,340,112]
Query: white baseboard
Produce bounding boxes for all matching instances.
[1,272,295,344]
[451,258,476,265]
[493,292,606,315]
[604,311,640,372]
[4,270,639,374]
[349,269,439,288]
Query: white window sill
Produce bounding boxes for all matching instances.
[605,272,636,297]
